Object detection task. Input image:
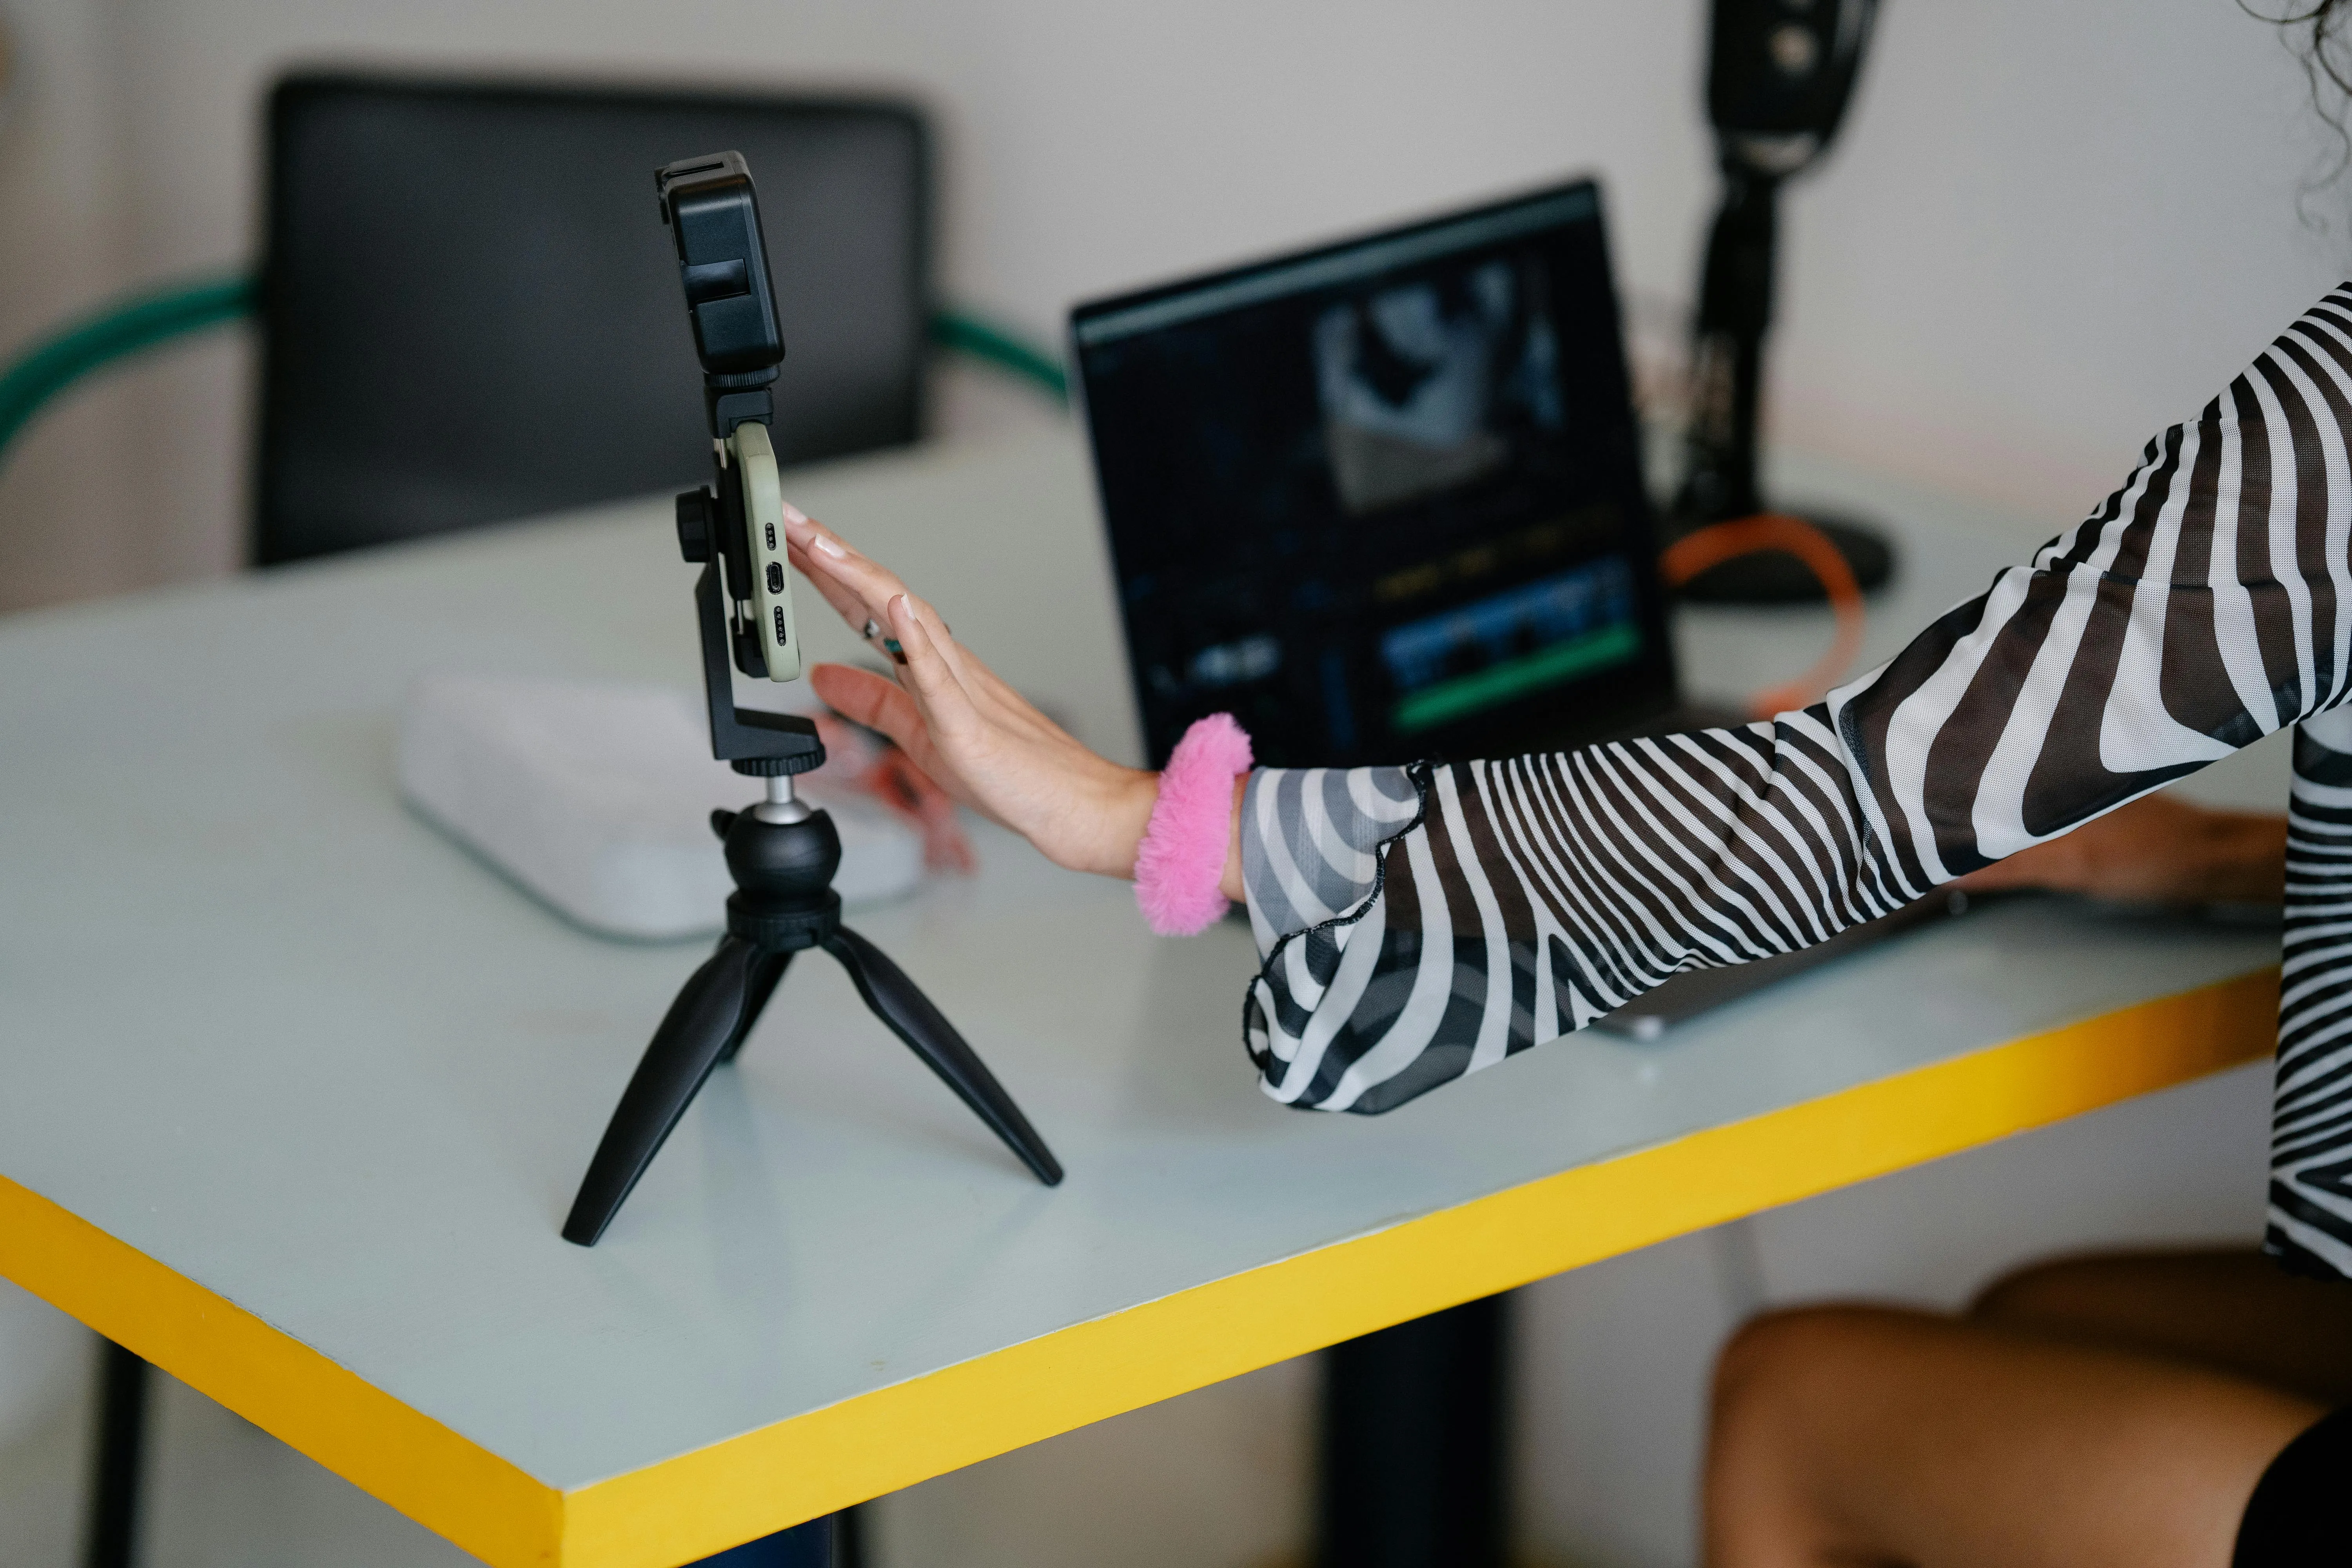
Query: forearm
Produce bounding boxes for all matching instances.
[1961,795,2290,905]
[1220,775,1247,904]
[1235,719,1907,1110]
[2194,811,2291,904]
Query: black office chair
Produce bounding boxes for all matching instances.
[256,73,933,565]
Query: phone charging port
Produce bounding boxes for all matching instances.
[766,562,784,594]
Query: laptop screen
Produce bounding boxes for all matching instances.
[1071,178,1676,769]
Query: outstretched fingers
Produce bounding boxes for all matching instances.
[790,543,871,630]
[779,510,1006,688]
[782,510,912,639]
[887,595,976,736]
[806,663,941,776]
[783,510,1050,719]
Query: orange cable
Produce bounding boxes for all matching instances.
[1658,513,1867,719]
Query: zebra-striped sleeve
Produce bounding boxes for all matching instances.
[2276,708,2352,1279]
[1232,285,2352,1279]
[1238,713,1908,1113]
[1240,765,1423,944]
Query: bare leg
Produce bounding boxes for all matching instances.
[1704,1305,2324,1568]
[1969,1249,2352,1406]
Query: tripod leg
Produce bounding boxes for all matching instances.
[821,928,1063,1186]
[717,951,791,1064]
[564,936,765,1245]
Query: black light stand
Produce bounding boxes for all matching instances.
[1669,0,1893,603]
[561,152,1061,1249]
[82,1341,150,1568]
[1318,1296,1509,1568]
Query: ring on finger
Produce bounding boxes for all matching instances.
[861,617,909,665]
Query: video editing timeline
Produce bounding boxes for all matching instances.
[1073,180,1673,769]
[1382,556,1638,736]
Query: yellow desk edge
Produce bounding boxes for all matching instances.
[0,968,2279,1568]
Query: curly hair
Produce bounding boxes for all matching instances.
[2244,0,2352,209]
[2270,0,2352,98]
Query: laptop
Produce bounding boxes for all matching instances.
[1067,176,1960,1035]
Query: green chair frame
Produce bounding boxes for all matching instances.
[0,271,1066,484]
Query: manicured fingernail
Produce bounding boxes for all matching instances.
[781,505,845,556]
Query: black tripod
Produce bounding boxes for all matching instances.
[567,150,1061,1247]
[560,495,1063,1248]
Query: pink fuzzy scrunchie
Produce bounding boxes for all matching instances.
[1134,713,1253,935]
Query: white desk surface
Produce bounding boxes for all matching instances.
[0,430,2280,1566]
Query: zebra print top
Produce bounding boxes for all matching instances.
[1236,284,2352,1283]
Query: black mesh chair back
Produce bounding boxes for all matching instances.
[257,74,928,565]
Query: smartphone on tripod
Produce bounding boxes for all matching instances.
[657,151,800,682]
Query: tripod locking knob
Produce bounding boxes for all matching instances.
[675,487,716,563]
[729,753,822,777]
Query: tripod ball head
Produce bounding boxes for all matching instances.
[715,804,841,907]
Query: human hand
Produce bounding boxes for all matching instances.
[1956,792,2286,906]
[808,711,976,875]
[780,505,1174,882]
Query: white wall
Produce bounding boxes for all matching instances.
[0,4,2330,1566]
[5,0,2345,604]
[0,0,141,606]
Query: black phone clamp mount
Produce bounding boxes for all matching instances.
[560,153,1062,1248]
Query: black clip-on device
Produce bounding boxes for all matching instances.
[561,151,1063,1247]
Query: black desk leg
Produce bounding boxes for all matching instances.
[83,1339,151,1568]
[1318,1294,1508,1568]
[688,1505,864,1566]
